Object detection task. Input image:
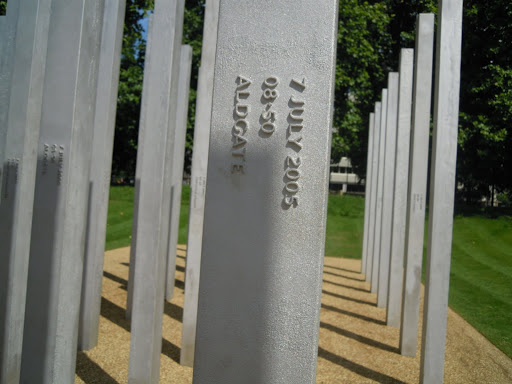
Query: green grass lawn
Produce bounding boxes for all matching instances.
[324,193,365,258]
[105,185,190,251]
[105,185,512,358]
[449,213,512,358]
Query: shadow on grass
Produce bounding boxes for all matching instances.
[454,203,512,219]
[318,347,406,384]
[76,351,119,384]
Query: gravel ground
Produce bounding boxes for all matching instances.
[75,246,512,383]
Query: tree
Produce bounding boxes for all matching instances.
[456,0,512,203]
[111,0,154,181]
[112,0,205,180]
[333,0,435,177]
[337,0,512,204]
[182,0,206,174]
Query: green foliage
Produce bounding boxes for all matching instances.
[0,0,6,16]
[457,0,512,202]
[334,0,511,202]
[333,0,435,177]
[112,0,205,180]
[182,0,206,173]
[112,0,512,202]
[112,0,154,181]
[333,0,392,175]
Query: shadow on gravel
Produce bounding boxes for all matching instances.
[322,289,376,306]
[323,278,370,293]
[100,297,181,364]
[318,347,407,384]
[323,269,367,282]
[76,351,119,384]
[320,321,398,354]
[321,303,385,326]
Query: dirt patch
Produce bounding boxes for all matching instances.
[75,247,512,383]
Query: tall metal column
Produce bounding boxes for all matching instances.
[377,72,399,308]
[371,89,388,293]
[400,13,435,356]
[0,0,51,381]
[78,0,127,351]
[420,1,463,382]
[361,113,375,275]
[193,1,339,382]
[20,0,105,382]
[386,49,414,326]
[180,0,220,367]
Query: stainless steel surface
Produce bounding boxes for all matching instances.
[193,1,339,382]
[420,1,463,382]
[371,89,387,293]
[400,14,434,357]
[366,102,382,284]
[386,49,414,327]
[127,1,184,382]
[181,0,220,368]
[361,113,375,275]
[0,0,51,381]
[78,0,126,351]
[126,14,154,320]
[377,73,399,308]
[165,44,193,300]
[0,0,20,196]
[160,0,185,302]
[21,0,105,381]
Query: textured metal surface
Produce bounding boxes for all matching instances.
[160,0,185,302]
[0,16,4,194]
[20,0,105,382]
[420,2,463,382]
[386,50,414,326]
[165,44,192,300]
[126,14,154,320]
[361,113,375,275]
[366,103,381,283]
[193,1,339,382]
[181,0,220,367]
[127,1,183,382]
[0,0,19,198]
[371,89,387,293]
[377,73,399,308]
[400,14,434,357]
[0,0,51,381]
[78,0,126,351]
